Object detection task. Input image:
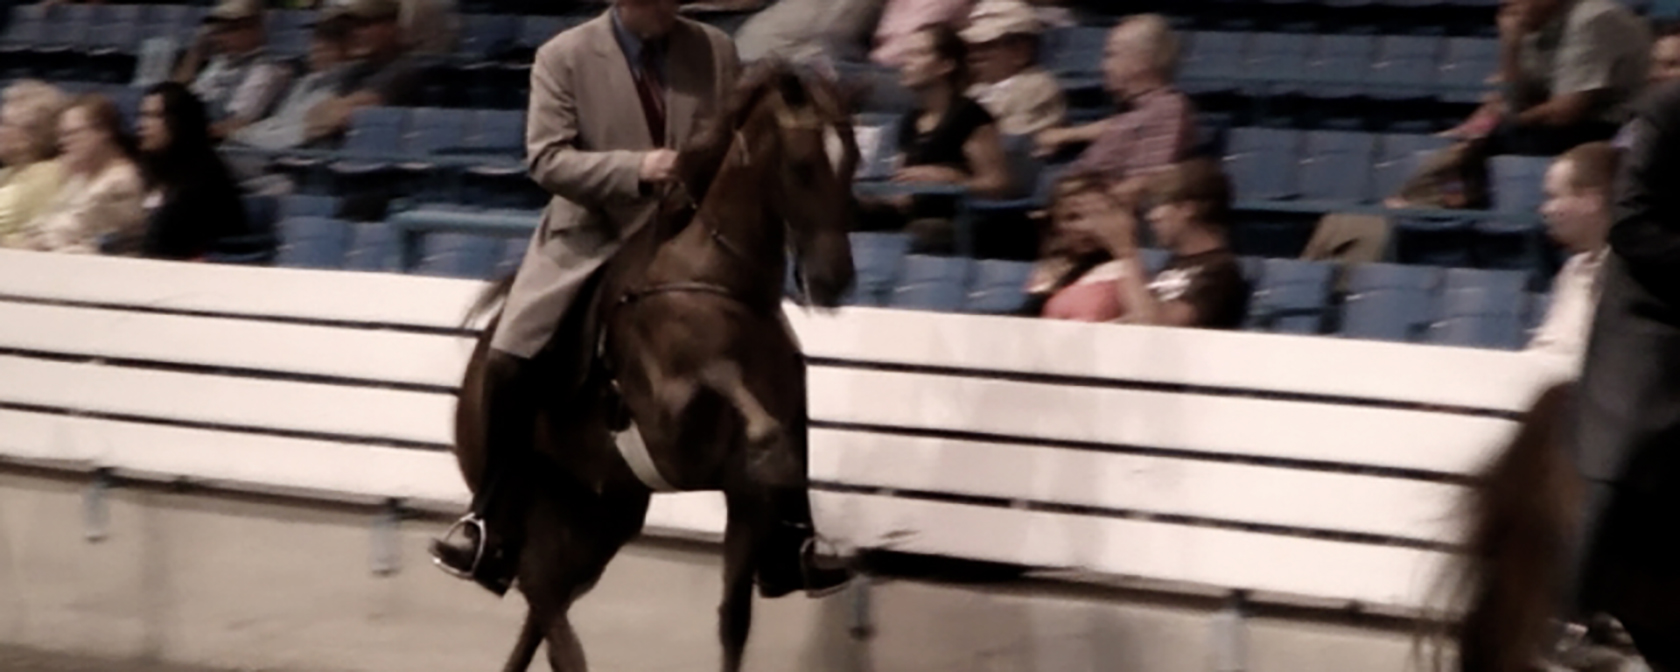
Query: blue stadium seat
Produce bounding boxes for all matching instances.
[1490,155,1549,214]
[343,222,402,272]
[276,217,351,269]
[405,108,473,157]
[1439,38,1498,103]
[279,194,340,220]
[1340,263,1441,342]
[242,195,278,238]
[1246,258,1333,334]
[966,260,1035,314]
[0,5,48,55]
[1140,248,1170,276]
[1297,130,1378,204]
[518,15,571,50]
[1527,292,1551,333]
[892,255,973,312]
[464,109,527,154]
[1243,33,1313,96]
[1180,31,1248,94]
[1223,128,1300,201]
[495,238,527,278]
[848,232,910,306]
[1372,133,1452,200]
[1442,268,1531,343]
[459,14,519,61]
[1045,26,1108,77]
[1302,35,1375,99]
[853,114,898,181]
[1368,36,1443,99]
[412,233,505,278]
[327,107,409,186]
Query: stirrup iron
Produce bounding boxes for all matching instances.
[432,514,489,579]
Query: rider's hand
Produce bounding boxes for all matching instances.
[639,149,679,183]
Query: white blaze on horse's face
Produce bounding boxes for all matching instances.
[823,124,845,176]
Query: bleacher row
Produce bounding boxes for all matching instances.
[253,187,1545,351]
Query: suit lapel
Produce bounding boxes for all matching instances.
[585,12,655,149]
[665,21,704,149]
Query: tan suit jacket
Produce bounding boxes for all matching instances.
[492,12,740,358]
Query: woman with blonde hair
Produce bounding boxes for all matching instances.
[0,81,69,246]
[10,94,145,254]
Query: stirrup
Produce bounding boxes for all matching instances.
[432,514,489,579]
[799,536,852,599]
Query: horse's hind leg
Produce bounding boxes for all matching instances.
[502,607,546,672]
[719,488,762,672]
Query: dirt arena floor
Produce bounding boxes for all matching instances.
[0,647,236,672]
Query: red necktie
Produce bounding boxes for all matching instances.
[633,45,667,147]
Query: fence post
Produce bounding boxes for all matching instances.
[1210,590,1250,672]
[83,467,113,543]
[370,498,403,576]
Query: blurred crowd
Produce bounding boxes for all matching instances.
[0,0,1669,360]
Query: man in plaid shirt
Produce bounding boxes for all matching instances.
[1036,14,1196,205]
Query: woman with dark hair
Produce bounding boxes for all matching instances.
[11,94,145,254]
[135,81,270,261]
[862,22,1011,252]
[1035,159,1248,328]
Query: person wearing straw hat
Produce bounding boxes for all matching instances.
[961,0,1064,136]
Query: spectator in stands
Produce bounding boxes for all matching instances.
[1529,142,1617,364]
[1032,159,1248,328]
[1034,14,1194,204]
[0,82,68,248]
[135,83,269,261]
[304,0,424,144]
[1471,0,1649,156]
[228,19,354,151]
[858,23,1010,252]
[1649,24,1680,86]
[174,0,294,141]
[733,0,884,64]
[871,0,973,67]
[962,0,1065,137]
[401,0,462,56]
[8,96,144,255]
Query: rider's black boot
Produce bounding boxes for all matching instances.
[431,351,541,597]
[757,488,852,599]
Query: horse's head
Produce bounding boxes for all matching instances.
[688,62,859,308]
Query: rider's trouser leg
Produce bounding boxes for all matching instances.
[435,350,541,593]
[756,485,850,598]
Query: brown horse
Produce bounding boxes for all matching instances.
[451,62,859,672]
[1435,381,1680,671]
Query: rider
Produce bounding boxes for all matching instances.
[429,0,850,598]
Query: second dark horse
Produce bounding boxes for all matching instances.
[451,62,860,672]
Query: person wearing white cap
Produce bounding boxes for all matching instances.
[962,0,1064,137]
[304,0,425,143]
[173,0,293,140]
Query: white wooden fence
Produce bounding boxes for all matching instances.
[0,249,1576,615]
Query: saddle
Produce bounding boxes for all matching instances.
[538,194,706,478]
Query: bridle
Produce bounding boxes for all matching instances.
[620,97,847,312]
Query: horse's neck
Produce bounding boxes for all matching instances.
[691,157,786,267]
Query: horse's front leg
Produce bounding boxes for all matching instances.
[699,361,800,488]
[719,488,761,672]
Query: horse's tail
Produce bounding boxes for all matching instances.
[463,273,518,330]
[1423,381,1582,672]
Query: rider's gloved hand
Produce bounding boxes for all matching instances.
[639,149,679,184]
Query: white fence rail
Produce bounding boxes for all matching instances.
[0,250,1576,612]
